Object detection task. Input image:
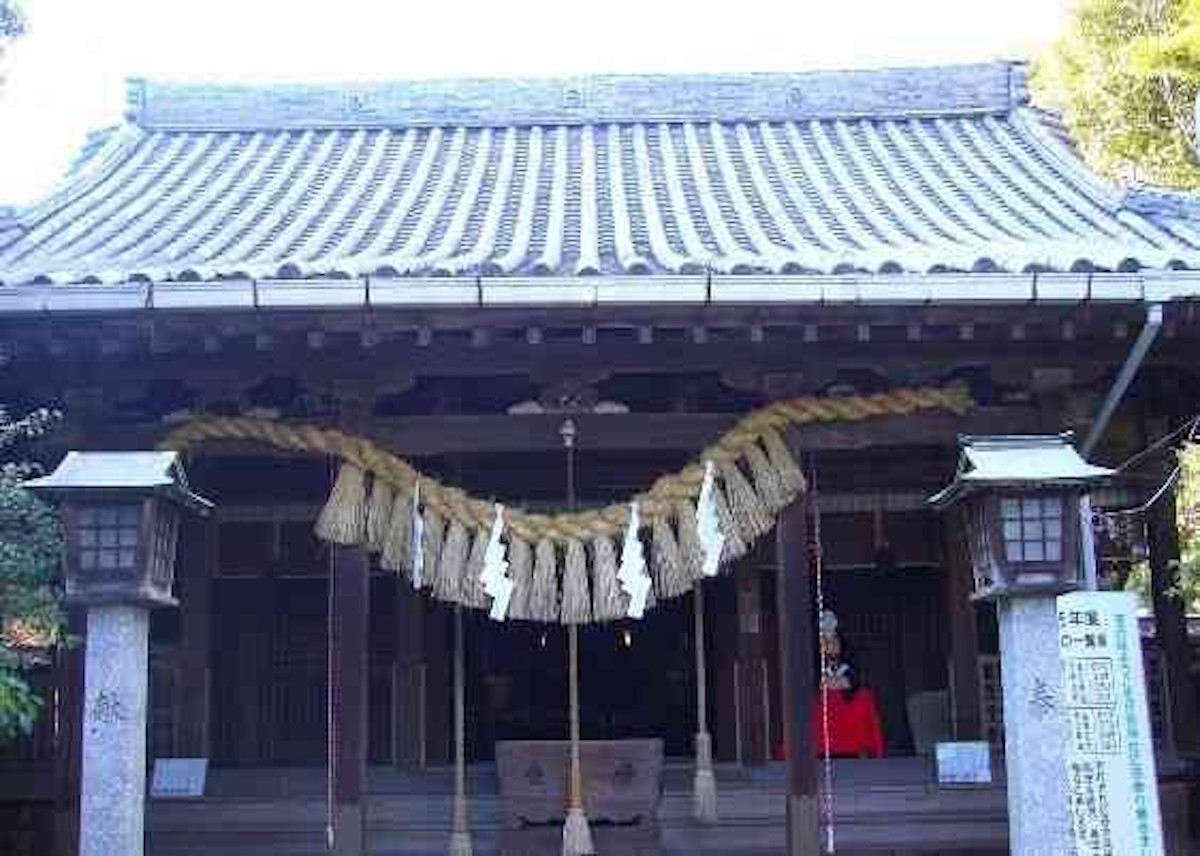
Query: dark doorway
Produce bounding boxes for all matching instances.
[465,595,696,760]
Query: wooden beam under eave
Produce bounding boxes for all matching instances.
[7,342,1197,423]
[90,405,1043,457]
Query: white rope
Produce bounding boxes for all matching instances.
[811,466,836,854]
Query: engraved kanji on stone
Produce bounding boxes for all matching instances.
[89,689,127,725]
[1030,677,1057,718]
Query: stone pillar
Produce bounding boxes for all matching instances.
[996,597,1071,855]
[79,605,150,856]
[775,498,819,855]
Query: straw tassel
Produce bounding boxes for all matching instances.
[744,441,791,512]
[692,584,718,823]
[449,830,473,856]
[651,512,692,598]
[380,488,413,576]
[644,576,658,613]
[563,624,595,855]
[590,536,625,621]
[365,477,395,553]
[531,539,561,623]
[676,500,704,581]
[713,485,748,563]
[434,520,470,603]
[720,460,773,541]
[694,732,718,823]
[421,509,447,594]
[762,428,806,495]
[563,805,595,856]
[449,605,473,856]
[507,538,534,621]
[560,539,592,625]
[459,525,490,610]
[315,463,368,545]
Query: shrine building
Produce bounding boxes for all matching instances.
[1,60,1199,854]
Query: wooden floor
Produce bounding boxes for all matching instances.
[147,759,1014,855]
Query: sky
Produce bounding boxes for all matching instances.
[0,0,1071,203]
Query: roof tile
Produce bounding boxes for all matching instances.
[3,63,1200,285]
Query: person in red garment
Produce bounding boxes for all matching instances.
[812,610,884,759]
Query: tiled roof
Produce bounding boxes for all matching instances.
[3,61,1200,286]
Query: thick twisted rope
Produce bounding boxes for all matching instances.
[159,384,970,544]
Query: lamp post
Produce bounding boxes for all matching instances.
[930,434,1110,855]
[26,451,211,856]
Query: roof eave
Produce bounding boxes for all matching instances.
[1,270,1197,315]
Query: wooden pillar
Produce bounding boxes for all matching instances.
[423,604,452,765]
[776,498,819,855]
[1148,492,1200,757]
[176,519,214,757]
[52,610,85,856]
[736,566,769,764]
[941,519,982,740]
[392,575,425,769]
[711,576,741,763]
[329,545,370,856]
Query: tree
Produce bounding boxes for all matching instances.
[1033,0,1200,189]
[1173,441,1200,608]
[0,404,64,743]
[0,0,26,94]
[1119,442,1200,610]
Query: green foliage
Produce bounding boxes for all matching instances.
[1174,441,1200,609]
[0,405,63,744]
[1033,0,1200,188]
[1125,443,1200,610]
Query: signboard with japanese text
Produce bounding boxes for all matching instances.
[934,741,992,786]
[1057,591,1163,856]
[150,758,208,798]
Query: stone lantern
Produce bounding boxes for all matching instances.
[930,434,1112,600]
[931,434,1111,856]
[26,451,211,856]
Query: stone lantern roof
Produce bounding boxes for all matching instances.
[24,450,212,513]
[929,433,1113,508]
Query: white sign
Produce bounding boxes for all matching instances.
[617,502,651,619]
[479,503,514,621]
[935,741,992,785]
[150,757,208,798]
[1058,591,1164,856]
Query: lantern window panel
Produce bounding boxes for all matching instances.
[1001,496,1065,564]
[148,509,179,586]
[77,504,142,573]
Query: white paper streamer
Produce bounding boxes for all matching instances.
[479,503,514,621]
[696,461,725,578]
[617,501,652,619]
[410,481,425,589]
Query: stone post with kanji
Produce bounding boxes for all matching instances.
[25,452,211,856]
[930,434,1112,855]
